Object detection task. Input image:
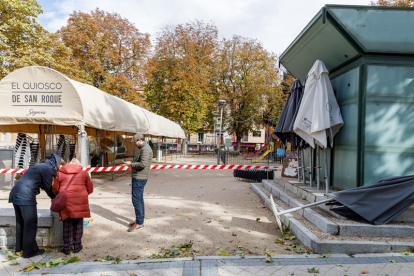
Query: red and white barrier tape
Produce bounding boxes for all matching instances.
[0,165,322,174]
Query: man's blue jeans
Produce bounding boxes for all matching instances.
[132,179,147,225]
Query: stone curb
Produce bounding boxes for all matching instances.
[249,183,267,202]
[195,256,241,260]
[388,242,414,252]
[353,253,414,257]
[250,183,414,254]
[312,240,392,254]
[122,257,193,263]
[338,223,414,238]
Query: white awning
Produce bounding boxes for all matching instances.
[0,66,186,138]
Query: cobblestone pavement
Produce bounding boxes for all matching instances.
[2,252,414,276]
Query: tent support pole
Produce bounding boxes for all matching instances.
[112,131,117,181]
[176,137,178,159]
[316,146,320,190]
[324,147,329,194]
[165,137,166,163]
[157,137,160,164]
[171,138,172,161]
[180,138,181,158]
[301,148,306,185]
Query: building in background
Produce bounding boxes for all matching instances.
[230,129,266,154]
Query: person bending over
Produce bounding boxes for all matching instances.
[9,154,65,258]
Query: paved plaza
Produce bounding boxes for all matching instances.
[2,251,414,276]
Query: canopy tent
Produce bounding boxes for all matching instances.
[0,66,186,139]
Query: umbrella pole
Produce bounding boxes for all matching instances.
[316,146,320,190]
[270,196,334,232]
[297,148,301,182]
[324,147,330,194]
[325,128,333,194]
[329,127,334,147]
[301,148,306,185]
[309,148,313,187]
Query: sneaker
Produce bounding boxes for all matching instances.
[62,249,71,256]
[128,223,144,232]
[128,220,136,227]
[74,245,83,254]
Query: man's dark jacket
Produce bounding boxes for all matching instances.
[9,154,60,203]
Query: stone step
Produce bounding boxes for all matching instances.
[249,182,414,254]
[274,176,414,223]
[262,180,414,238]
[273,176,345,220]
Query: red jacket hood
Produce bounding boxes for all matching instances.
[59,164,83,174]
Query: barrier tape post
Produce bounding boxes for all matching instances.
[0,165,322,174]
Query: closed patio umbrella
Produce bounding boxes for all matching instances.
[293,60,344,193]
[293,60,343,148]
[274,79,304,149]
[274,79,305,182]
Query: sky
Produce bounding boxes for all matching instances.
[37,0,366,55]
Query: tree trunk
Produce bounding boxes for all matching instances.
[236,134,242,153]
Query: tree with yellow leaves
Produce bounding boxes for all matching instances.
[0,0,88,82]
[145,21,219,133]
[57,8,151,107]
[370,0,414,6]
[215,35,283,151]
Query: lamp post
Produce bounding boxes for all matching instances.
[217,100,226,165]
[213,117,217,156]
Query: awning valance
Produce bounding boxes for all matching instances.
[0,66,186,138]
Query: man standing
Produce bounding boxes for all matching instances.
[124,134,153,232]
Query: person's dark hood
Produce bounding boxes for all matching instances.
[45,154,61,168]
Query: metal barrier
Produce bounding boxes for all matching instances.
[220,149,227,164]
[224,151,279,166]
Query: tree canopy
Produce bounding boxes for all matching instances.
[0,0,84,81]
[145,21,219,133]
[57,8,151,107]
[370,0,414,6]
[215,35,283,149]
[1,3,288,137]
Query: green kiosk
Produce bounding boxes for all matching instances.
[280,5,414,190]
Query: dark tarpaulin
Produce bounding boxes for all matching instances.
[329,175,414,225]
[274,79,304,149]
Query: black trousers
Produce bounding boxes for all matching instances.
[13,204,40,258]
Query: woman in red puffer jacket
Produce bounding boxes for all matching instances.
[52,158,93,255]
